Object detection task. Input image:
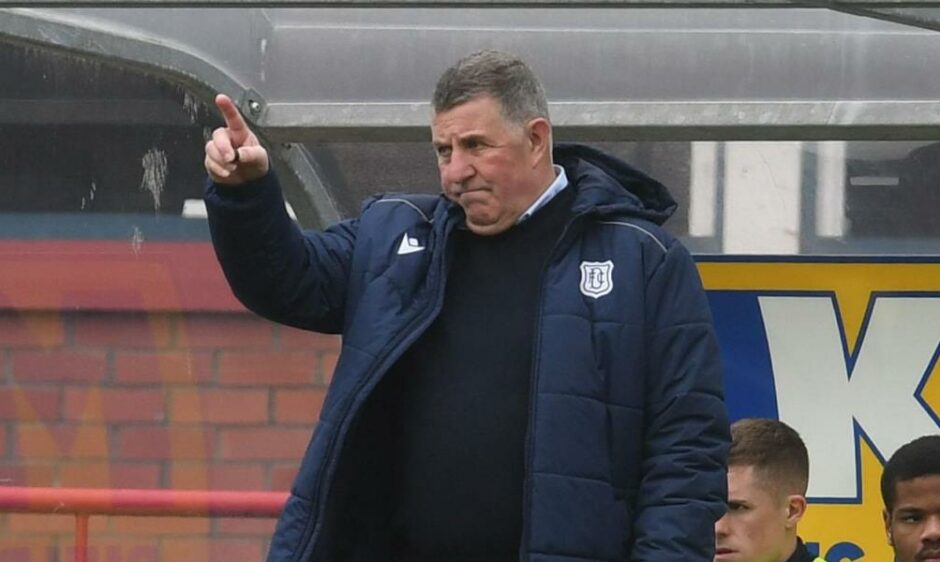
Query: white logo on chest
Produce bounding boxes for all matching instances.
[579,260,614,299]
[397,233,425,255]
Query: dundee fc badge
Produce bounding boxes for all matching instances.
[579,260,614,299]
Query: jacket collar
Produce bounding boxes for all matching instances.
[554,142,677,225]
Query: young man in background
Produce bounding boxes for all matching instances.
[881,435,940,562]
[715,418,824,562]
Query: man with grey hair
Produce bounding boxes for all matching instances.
[204,50,729,562]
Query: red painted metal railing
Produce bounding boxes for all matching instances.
[0,486,288,562]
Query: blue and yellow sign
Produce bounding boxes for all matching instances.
[700,257,940,561]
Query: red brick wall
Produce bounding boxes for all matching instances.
[0,242,342,562]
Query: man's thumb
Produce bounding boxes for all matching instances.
[234,145,270,177]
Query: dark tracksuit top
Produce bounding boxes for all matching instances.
[787,538,826,562]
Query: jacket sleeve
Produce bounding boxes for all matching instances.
[204,171,356,334]
[632,240,730,562]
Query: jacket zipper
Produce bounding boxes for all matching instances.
[294,216,456,562]
[518,212,589,561]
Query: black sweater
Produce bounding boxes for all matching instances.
[387,186,576,560]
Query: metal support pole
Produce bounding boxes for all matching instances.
[75,514,89,562]
[0,486,288,518]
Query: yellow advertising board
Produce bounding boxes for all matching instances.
[700,258,940,561]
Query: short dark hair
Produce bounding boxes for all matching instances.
[729,418,809,498]
[432,50,549,125]
[881,434,940,512]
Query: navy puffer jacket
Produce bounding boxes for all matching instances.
[205,143,729,562]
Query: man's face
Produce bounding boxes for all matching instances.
[715,465,791,562]
[885,474,940,562]
[431,95,546,236]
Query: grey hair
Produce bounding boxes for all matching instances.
[432,50,550,125]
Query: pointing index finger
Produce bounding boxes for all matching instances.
[215,93,250,147]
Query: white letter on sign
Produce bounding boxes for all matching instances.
[760,296,940,500]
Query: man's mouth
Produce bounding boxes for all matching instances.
[715,547,735,557]
[451,184,486,195]
[918,549,940,561]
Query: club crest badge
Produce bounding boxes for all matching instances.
[579,260,614,299]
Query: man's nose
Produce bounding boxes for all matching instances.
[922,515,940,542]
[714,514,729,537]
[442,149,474,185]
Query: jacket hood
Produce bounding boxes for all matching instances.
[554,142,677,225]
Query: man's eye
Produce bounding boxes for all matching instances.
[436,147,451,158]
[464,139,483,151]
[900,514,922,523]
[727,502,747,512]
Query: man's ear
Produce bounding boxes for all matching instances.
[525,117,552,164]
[785,495,808,529]
[884,509,893,546]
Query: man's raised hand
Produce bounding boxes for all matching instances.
[205,94,270,185]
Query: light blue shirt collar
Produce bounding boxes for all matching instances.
[517,165,568,224]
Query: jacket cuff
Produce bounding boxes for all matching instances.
[203,170,285,219]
